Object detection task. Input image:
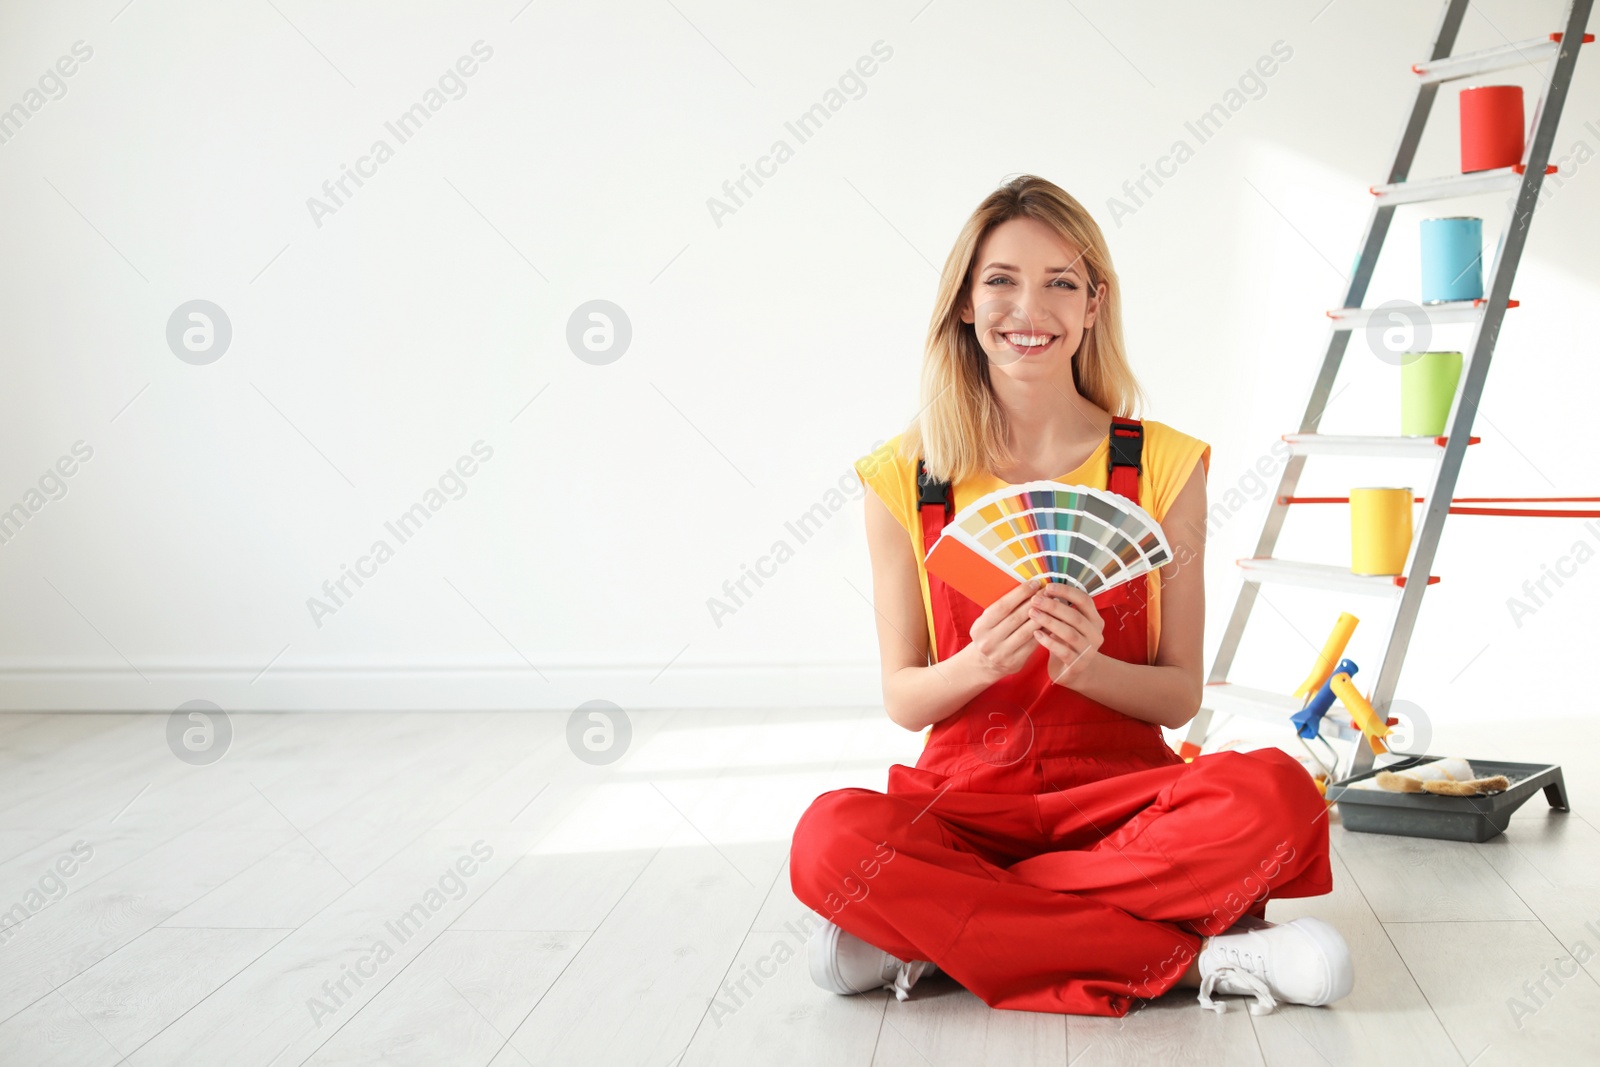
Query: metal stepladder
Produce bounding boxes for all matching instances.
[1179,0,1595,779]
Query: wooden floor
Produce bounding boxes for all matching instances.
[0,708,1596,1067]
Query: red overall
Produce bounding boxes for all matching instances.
[790,418,1333,1016]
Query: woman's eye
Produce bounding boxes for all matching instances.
[983,277,1077,289]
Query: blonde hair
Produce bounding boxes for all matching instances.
[900,175,1144,485]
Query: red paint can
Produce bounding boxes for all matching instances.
[1459,85,1524,172]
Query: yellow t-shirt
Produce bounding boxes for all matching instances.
[854,419,1211,664]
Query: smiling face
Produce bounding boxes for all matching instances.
[959,216,1105,377]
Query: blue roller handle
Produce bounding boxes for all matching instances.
[1291,658,1358,739]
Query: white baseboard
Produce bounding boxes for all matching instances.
[0,662,883,712]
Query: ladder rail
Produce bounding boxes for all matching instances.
[1350,0,1595,777]
[1186,0,1473,749]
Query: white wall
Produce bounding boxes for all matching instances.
[0,0,1595,717]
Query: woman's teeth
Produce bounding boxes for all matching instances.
[1003,332,1056,352]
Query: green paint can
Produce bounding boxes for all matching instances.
[1401,351,1463,436]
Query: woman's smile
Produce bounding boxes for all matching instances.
[998,330,1058,357]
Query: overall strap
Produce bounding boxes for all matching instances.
[915,458,963,663]
[915,458,952,557]
[1103,416,1150,650]
[1108,416,1143,502]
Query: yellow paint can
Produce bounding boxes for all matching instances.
[1350,487,1413,575]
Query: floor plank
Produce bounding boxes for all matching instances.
[679,928,888,1067]
[301,930,584,1066]
[1330,827,1533,923]
[0,825,298,1023]
[1066,989,1261,1067]
[1473,810,1600,985]
[876,974,1064,1067]
[0,990,124,1067]
[120,825,546,1067]
[1385,919,1600,1066]
[55,927,290,1054]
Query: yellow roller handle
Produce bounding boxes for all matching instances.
[1293,612,1360,700]
[1329,672,1390,754]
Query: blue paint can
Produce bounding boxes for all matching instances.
[1420,217,1483,304]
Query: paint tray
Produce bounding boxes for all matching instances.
[1326,756,1568,843]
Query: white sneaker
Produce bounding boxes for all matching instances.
[1196,915,1353,1015]
[808,919,937,1001]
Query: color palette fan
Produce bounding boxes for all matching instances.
[924,481,1173,608]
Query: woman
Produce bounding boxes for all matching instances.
[789,175,1352,1017]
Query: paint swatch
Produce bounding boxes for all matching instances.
[924,481,1172,608]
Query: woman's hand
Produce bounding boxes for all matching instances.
[960,579,1047,684]
[1028,582,1105,688]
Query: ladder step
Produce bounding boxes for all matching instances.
[1201,683,1363,741]
[1283,433,1480,458]
[1202,682,1300,720]
[1237,558,1439,596]
[1327,298,1518,329]
[1369,166,1522,205]
[1411,35,1567,84]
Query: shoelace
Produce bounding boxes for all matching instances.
[889,959,933,1002]
[1197,945,1278,1016]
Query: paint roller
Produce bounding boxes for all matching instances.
[1329,672,1392,755]
[1293,612,1360,701]
[1291,657,1356,739]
